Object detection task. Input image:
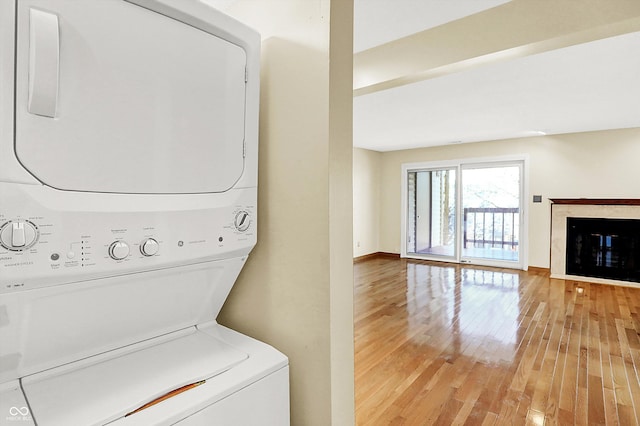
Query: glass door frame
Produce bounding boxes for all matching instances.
[402,162,459,262]
[401,155,529,270]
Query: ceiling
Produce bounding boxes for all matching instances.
[353,0,511,53]
[353,0,640,152]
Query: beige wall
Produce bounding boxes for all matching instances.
[353,148,381,257]
[217,1,354,425]
[369,127,640,268]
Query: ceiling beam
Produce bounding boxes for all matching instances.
[354,0,640,96]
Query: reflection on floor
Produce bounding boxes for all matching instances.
[414,245,519,262]
[355,256,640,425]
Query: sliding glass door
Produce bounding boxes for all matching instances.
[403,158,525,269]
[461,164,521,264]
[406,168,457,259]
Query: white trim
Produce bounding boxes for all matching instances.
[400,165,407,258]
[401,153,529,171]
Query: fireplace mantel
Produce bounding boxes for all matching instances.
[550,198,640,206]
[550,200,640,287]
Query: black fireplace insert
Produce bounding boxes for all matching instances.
[566,217,640,283]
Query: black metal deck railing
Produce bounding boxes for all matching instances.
[463,207,519,249]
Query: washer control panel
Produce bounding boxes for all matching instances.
[0,185,257,293]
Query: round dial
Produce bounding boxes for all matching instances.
[0,220,39,251]
[140,238,159,257]
[109,241,130,260]
[234,211,251,232]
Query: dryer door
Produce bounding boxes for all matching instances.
[15,0,247,194]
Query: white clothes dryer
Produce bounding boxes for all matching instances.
[0,1,289,424]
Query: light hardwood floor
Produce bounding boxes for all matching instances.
[354,256,640,425]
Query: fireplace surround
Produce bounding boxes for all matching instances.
[550,199,640,287]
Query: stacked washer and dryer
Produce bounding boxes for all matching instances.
[0,0,289,424]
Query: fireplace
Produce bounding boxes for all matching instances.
[550,199,640,286]
[566,217,640,283]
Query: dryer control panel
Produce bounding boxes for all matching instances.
[0,183,257,293]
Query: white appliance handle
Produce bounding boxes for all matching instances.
[28,8,59,118]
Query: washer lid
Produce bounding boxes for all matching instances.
[15,1,247,194]
[22,329,248,426]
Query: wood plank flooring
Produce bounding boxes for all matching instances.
[354,256,640,425]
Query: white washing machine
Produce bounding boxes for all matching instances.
[0,1,289,424]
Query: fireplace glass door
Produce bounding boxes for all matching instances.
[566,217,640,283]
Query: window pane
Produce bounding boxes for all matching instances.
[407,169,456,257]
[461,165,520,262]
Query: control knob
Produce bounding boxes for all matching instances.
[109,241,130,260]
[140,238,159,256]
[234,211,251,232]
[0,220,38,251]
